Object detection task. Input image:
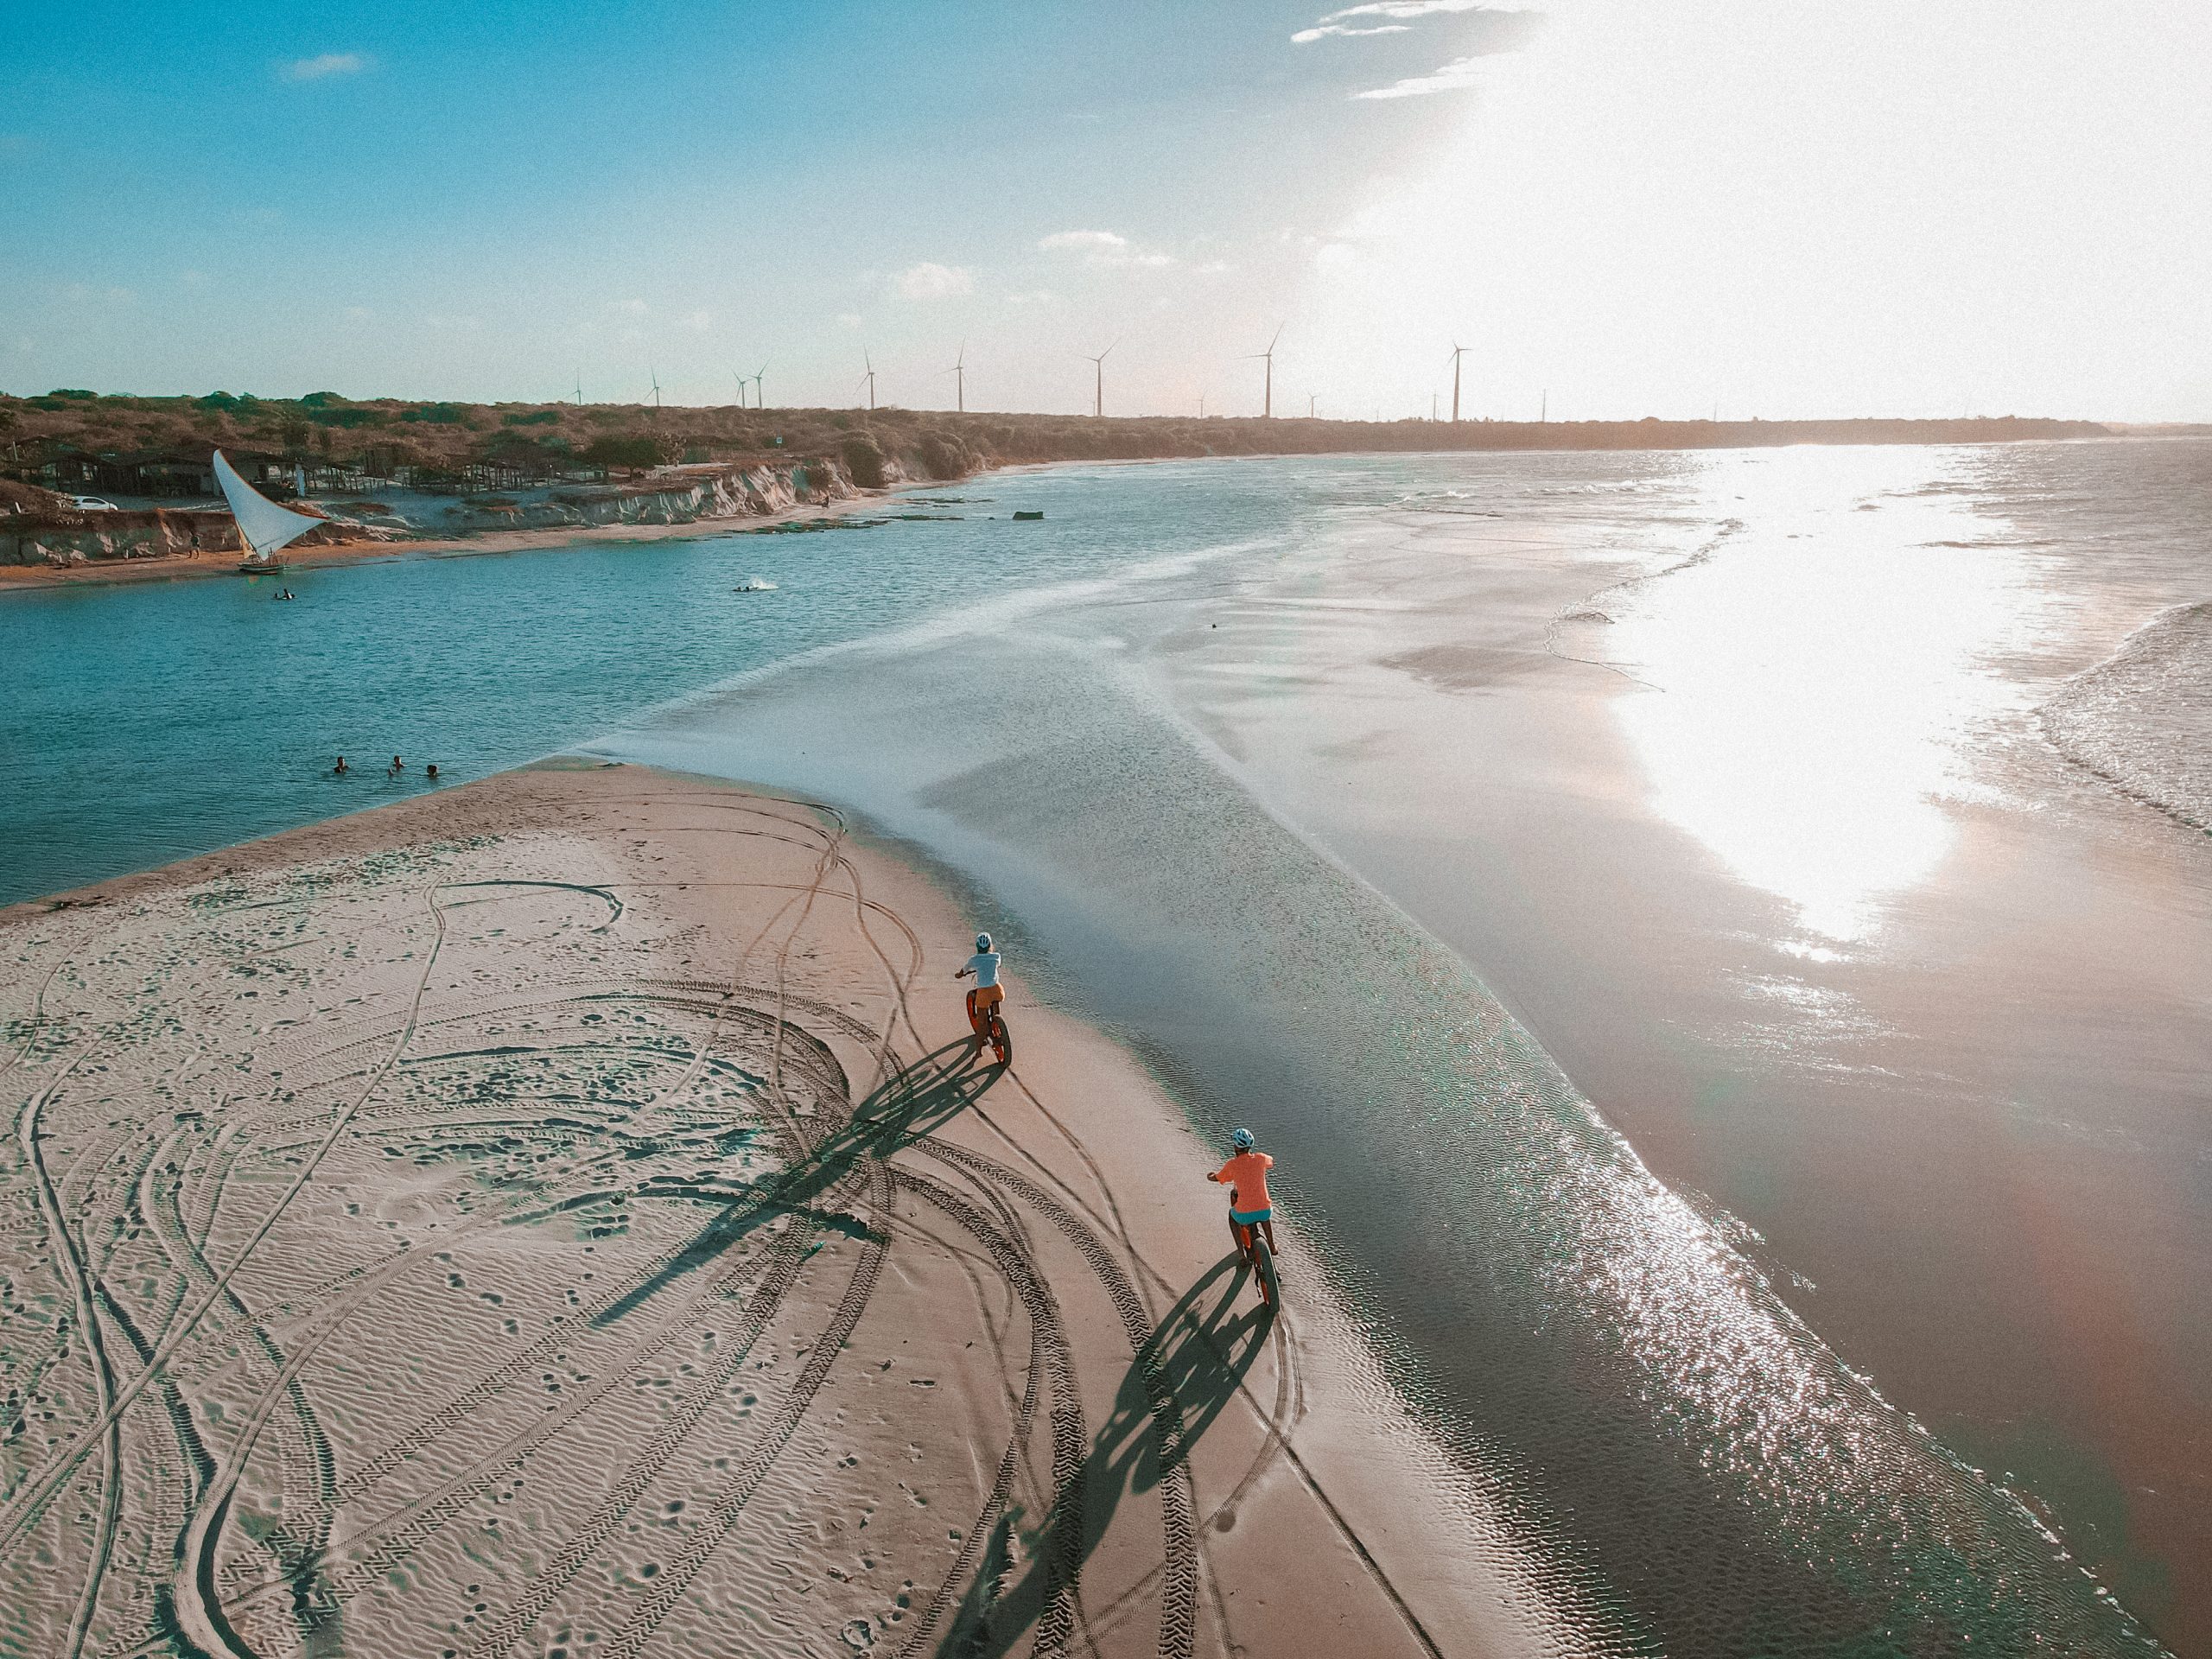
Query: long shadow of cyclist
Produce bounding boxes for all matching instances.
[939,1256,1274,1658]
[594,1035,1001,1326]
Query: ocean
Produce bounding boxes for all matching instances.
[4,440,2208,1652]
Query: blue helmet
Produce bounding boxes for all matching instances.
[1230,1127,1255,1149]
[976,932,993,952]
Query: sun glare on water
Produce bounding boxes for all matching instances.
[1603,448,2050,940]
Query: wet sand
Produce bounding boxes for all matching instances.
[0,764,1531,1659]
[1165,470,2212,1646]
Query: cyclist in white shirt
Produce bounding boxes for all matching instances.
[954,932,1002,1039]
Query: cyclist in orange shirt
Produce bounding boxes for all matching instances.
[1206,1128,1275,1264]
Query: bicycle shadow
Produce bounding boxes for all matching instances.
[940,1257,1274,1659]
[593,1036,999,1326]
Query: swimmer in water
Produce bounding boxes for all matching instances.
[390,755,403,774]
[334,756,348,775]
[426,764,439,780]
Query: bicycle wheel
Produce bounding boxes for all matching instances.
[988,1010,1013,1067]
[1251,1231,1280,1308]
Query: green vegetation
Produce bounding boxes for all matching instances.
[839,434,887,489]
[581,435,663,470]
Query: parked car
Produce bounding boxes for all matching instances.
[66,495,119,512]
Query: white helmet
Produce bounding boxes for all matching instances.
[976,932,993,952]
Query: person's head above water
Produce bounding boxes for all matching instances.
[1230,1127,1255,1150]
[976,932,993,953]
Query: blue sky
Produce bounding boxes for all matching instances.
[6,1,2209,419]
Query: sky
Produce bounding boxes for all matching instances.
[4,0,2209,422]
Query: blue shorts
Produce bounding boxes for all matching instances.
[1230,1206,1273,1227]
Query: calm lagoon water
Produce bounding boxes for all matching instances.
[6,445,2208,1653]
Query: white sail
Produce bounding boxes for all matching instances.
[214,449,319,560]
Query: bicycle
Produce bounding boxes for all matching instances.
[968,989,1013,1068]
[1228,1208,1280,1310]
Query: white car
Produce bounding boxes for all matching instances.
[66,495,119,512]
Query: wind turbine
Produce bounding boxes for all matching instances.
[1084,340,1117,418]
[752,364,768,410]
[945,341,966,414]
[859,351,875,411]
[731,370,748,409]
[575,370,585,408]
[1307,393,1317,419]
[1246,325,1283,419]
[650,367,663,412]
[1447,345,1467,423]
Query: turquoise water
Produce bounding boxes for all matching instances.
[4,449,2194,1654]
[0,473,1303,907]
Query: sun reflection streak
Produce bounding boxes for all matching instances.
[1603,448,2052,939]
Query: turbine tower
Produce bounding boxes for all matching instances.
[1447,344,1467,423]
[860,351,875,411]
[650,367,663,412]
[1247,325,1283,419]
[1084,340,1117,418]
[575,370,585,408]
[1307,393,1317,419]
[753,364,768,410]
[947,341,966,414]
[731,370,747,409]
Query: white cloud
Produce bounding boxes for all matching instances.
[1294,0,1503,40]
[1293,22,1411,41]
[283,52,370,82]
[1004,289,1061,307]
[1038,229,1175,269]
[609,298,648,315]
[1353,53,1500,98]
[680,308,715,332]
[837,312,864,329]
[894,261,974,300]
[1039,229,1127,255]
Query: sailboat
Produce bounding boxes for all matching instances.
[215,449,319,574]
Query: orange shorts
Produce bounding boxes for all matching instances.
[967,983,1004,1014]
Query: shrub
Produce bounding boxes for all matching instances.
[840,434,887,489]
[501,409,562,426]
[915,432,975,481]
[582,435,663,470]
[401,403,469,425]
[46,388,97,400]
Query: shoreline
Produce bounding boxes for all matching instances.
[0,485,910,593]
[0,762,1553,1656]
[8,429,2183,596]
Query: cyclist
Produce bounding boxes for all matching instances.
[1206,1128,1276,1265]
[954,931,1003,1039]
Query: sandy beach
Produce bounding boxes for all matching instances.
[0,493,900,593]
[0,763,1537,1659]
